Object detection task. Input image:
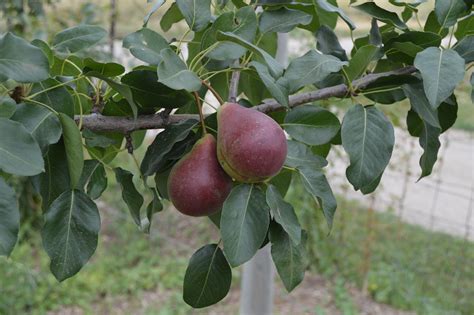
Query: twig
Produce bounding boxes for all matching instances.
[229,60,241,102]
[194,91,207,134]
[201,80,224,105]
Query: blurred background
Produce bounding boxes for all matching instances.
[0,1,473,314]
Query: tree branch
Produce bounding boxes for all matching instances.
[75,66,416,133]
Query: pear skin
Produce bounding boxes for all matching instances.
[217,103,287,183]
[168,134,233,217]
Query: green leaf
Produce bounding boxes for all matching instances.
[33,141,70,209]
[386,31,442,63]
[403,82,440,128]
[183,244,232,308]
[285,140,328,169]
[435,0,467,28]
[455,14,474,39]
[221,184,270,267]
[157,48,202,92]
[83,58,125,77]
[454,35,474,63]
[176,0,212,32]
[266,185,301,245]
[279,50,346,93]
[32,38,54,65]
[121,70,193,110]
[0,178,19,257]
[269,168,292,197]
[202,7,257,61]
[250,62,288,107]
[11,104,62,151]
[0,33,50,83]
[123,28,170,65]
[362,74,417,104]
[259,7,312,33]
[315,25,348,61]
[0,96,16,118]
[283,105,340,146]
[354,2,407,29]
[141,119,198,176]
[239,70,269,104]
[424,11,449,37]
[143,0,165,27]
[418,123,441,179]
[344,45,380,81]
[269,223,307,292]
[83,130,121,148]
[154,168,172,199]
[341,105,394,192]
[160,3,184,32]
[42,190,100,282]
[59,113,84,189]
[114,167,144,227]
[369,19,382,46]
[414,47,465,109]
[50,55,83,77]
[52,25,107,53]
[298,166,337,229]
[30,79,75,117]
[471,73,474,103]
[315,0,355,30]
[438,95,458,133]
[312,143,331,158]
[284,3,321,32]
[145,131,197,173]
[0,118,44,176]
[216,31,284,78]
[406,110,441,179]
[145,189,162,233]
[78,160,107,200]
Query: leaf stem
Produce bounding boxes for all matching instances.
[199,96,218,111]
[189,43,219,72]
[360,86,402,96]
[341,68,356,104]
[64,59,95,87]
[27,76,84,99]
[448,27,455,48]
[72,91,84,130]
[176,28,191,54]
[130,151,151,190]
[193,91,207,134]
[23,98,59,115]
[201,80,224,105]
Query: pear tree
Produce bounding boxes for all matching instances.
[0,0,473,308]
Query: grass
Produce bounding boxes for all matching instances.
[0,147,223,314]
[287,179,474,315]
[2,169,473,314]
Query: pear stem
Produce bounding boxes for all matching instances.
[228,60,241,102]
[194,91,207,135]
[201,80,224,105]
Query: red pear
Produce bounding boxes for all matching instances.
[167,134,232,217]
[217,103,287,183]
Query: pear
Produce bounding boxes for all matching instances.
[217,102,287,183]
[168,134,233,217]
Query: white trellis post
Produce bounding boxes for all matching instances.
[239,32,288,315]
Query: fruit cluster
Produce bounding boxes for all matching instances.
[168,103,287,216]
